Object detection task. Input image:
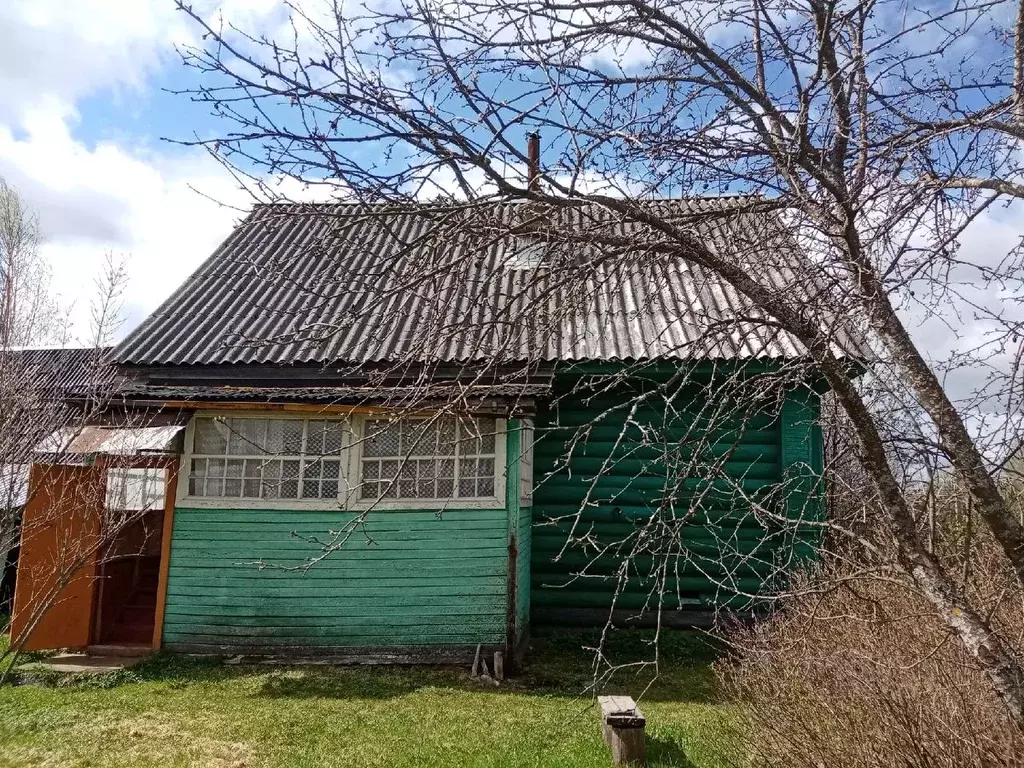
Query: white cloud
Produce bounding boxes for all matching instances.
[0,103,249,341]
[0,0,294,343]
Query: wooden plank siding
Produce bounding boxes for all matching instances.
[504,420,532,646]
[162,505,512,652]
[530,365,821,626]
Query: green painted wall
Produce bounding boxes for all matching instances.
[163,508,511,652]
[162,423,531,653]
[530,365,822,624]
[515,503,532,640]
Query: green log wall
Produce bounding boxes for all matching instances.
[161,423,529,654]
[530,364,822,626]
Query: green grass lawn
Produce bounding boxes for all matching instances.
[0,630,741,768]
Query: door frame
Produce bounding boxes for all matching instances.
[93,455,179,651]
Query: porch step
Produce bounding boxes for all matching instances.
[21,653,147,676]
[86,644,152,658]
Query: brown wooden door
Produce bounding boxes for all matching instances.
[11,464,105,651]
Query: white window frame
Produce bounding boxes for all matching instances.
[348,415,508,511]
[177,411,357,510]
[177,411,507,511]
[519,418,534,506]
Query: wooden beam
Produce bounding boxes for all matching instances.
[155,401,462,416]
[151,461,179,651]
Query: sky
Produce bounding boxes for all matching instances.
[0,0,291,341]
[1,0,1022,431]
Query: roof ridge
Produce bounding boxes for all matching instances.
[250,193,769,211]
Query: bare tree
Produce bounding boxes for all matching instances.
[0,177,61,346]
[170,0,1024,723]
[0,181,162,666]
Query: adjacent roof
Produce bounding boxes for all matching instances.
[113,198,866,367]
[0,346,118,398]
[37,425,185,457]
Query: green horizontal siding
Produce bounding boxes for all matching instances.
[531,367,817,623]
[516,505,531,638]
[163,508,509,652]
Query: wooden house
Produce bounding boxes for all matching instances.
[11,199,863,660]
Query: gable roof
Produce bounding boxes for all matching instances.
[113,198,865,368]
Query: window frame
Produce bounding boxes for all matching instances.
[349,415,508,511]
[177,411,356,510]
[177,410,508,511]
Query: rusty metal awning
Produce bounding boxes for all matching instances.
[36,425,185,459]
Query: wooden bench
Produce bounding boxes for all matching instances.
[598,695,647,766]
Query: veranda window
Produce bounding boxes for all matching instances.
[187,417,347,500]
[358,416,499,502]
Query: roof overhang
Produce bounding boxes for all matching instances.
[35,425,186,464]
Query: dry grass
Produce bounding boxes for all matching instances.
[718,529,1024,768]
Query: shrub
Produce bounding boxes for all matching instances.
[717,534,1024,767]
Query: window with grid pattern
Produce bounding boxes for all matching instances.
[187,417,347,500]
[359,416,498,501]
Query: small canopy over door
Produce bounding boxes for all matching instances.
[11,464,105,651]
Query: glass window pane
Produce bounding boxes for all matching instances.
[360,481,379,499]
[280,460,300,498]
[207,477,224,497]
[208,458,226,478]
[288,420,307,454]
[243,479,261,497]
[194,419,228,454]
[362,461,379,480]
[437,478,454,497]
[225,478,242,497]
[477,419,496,453]
[322,480,339,498]
[264,420,284,454]
[477,478,495,497]
[364,420,400,457]
[458,478,477,497]
[323,422,344,454]
[438,418,457,456]
[227,418,266,455]
[307,421,327,455]
[225,459,244,478]
[401,420,438,456]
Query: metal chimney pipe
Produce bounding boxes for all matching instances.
[527,132,540,191]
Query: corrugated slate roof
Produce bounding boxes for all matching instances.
[113,199,865,367]
[1,346,118,397]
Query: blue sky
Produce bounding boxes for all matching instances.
[2,0,1022,405]
[0,1,292,342]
